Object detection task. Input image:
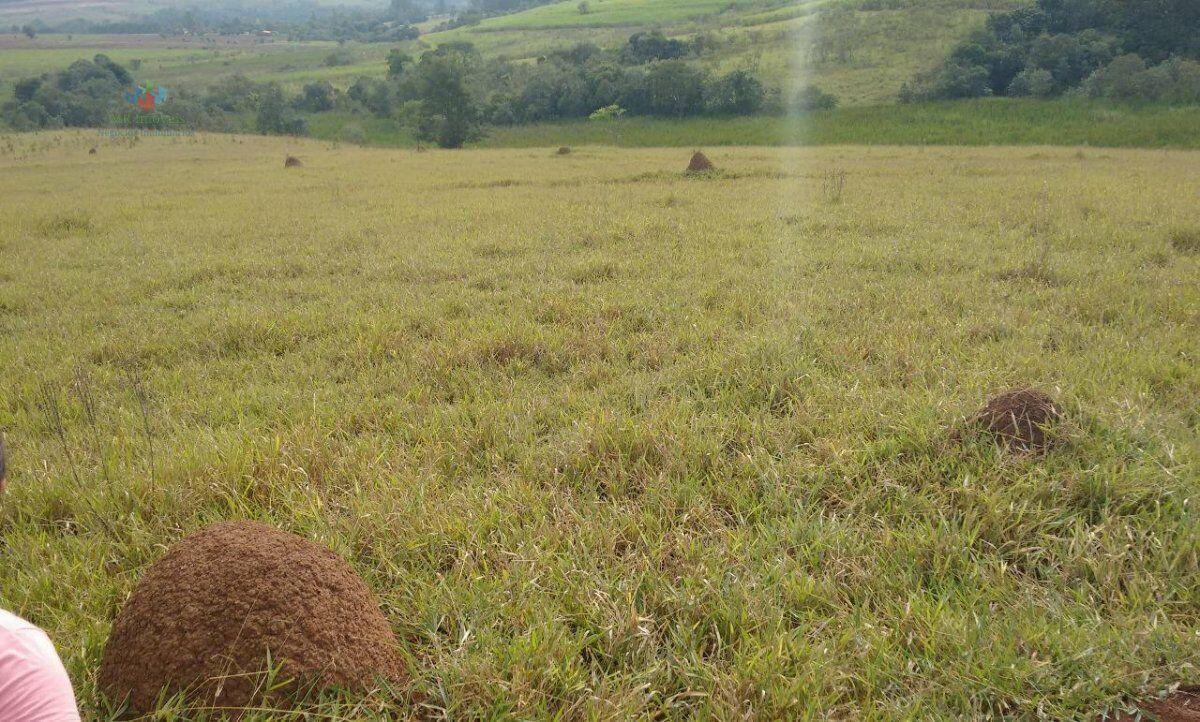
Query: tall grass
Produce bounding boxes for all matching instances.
[301,99,1200,149]
[0,132,1196,719]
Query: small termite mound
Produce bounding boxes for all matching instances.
[98,520,405,716]
[284,155,303,168]
[956,388,1063,452]
[556,146,571,155]
[88,147,97,155]
[1170,228,1200,255]
[686,150,715,174]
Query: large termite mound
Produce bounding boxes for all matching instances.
[686,150,715,173]
[284,155,303,168]
[98,520,404,716]
[958,388,1063,452]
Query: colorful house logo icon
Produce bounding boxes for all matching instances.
[124,83,169,112]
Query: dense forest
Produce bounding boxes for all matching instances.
[905,0,1200,101]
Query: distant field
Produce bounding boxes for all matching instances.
[0,0,165,25]
[0,131,1197,719]
[303,100,1200,150]
[1,0,1026,106]
[0,0,386,24]
[0,34,393,99]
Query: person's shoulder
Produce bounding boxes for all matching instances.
[0,608,37,634]
[0,608,82,722]
[0,609,58,660]
[0,608,40,635]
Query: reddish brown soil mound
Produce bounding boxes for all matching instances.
[1144,687,1200,721]
[556,146,571,155]
[284,156,303,168]
[99,520,404,716]
[961,388,1062,452]
[686,150,715,173]
[1106,686,1200,721]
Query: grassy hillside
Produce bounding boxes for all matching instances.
[0,34,392,99]
[1,0,1029,106]
[426,0,1030,104]
[0,131,1198,719]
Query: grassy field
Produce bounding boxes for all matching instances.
[0,130,1198,719]
[0,0,386,25]
[304,100,1200,149]
[0,34,393,100]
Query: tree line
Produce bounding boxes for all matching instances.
[3,34,837,147]
[342,36,834,147]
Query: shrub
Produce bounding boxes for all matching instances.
[1083,54,1200,101]
[348,77,395,118]
[902,62,993,102]
[789,85,839,112]
[386,48,411,78]
[294,81,335,112]
[624,60,708,116]
[1,54,135,129]
[324,48,356,67]
[588,103,625,122]
[705,70,765,115]
[339,122,367,144]
[621,31,687,65]
[1170,228,1200,254]
[1008,68,1056,97]
[256,85,308,135]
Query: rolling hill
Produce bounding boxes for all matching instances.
[1,0,1030,107]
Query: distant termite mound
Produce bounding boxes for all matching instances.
[284,155,303,168]
[956,388,1063,452]
[686,150,715,173]
[88,147,97,155]
[556,146,571,155]
[99,520,405,716]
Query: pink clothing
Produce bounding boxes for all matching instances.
[0,609,81,722]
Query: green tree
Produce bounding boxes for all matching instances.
[634,60,707,116]
[295,81,335,112]
[255,85,307,135]
[705,69,764,115]
[411,46,481,148]
[387,48,412,78]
